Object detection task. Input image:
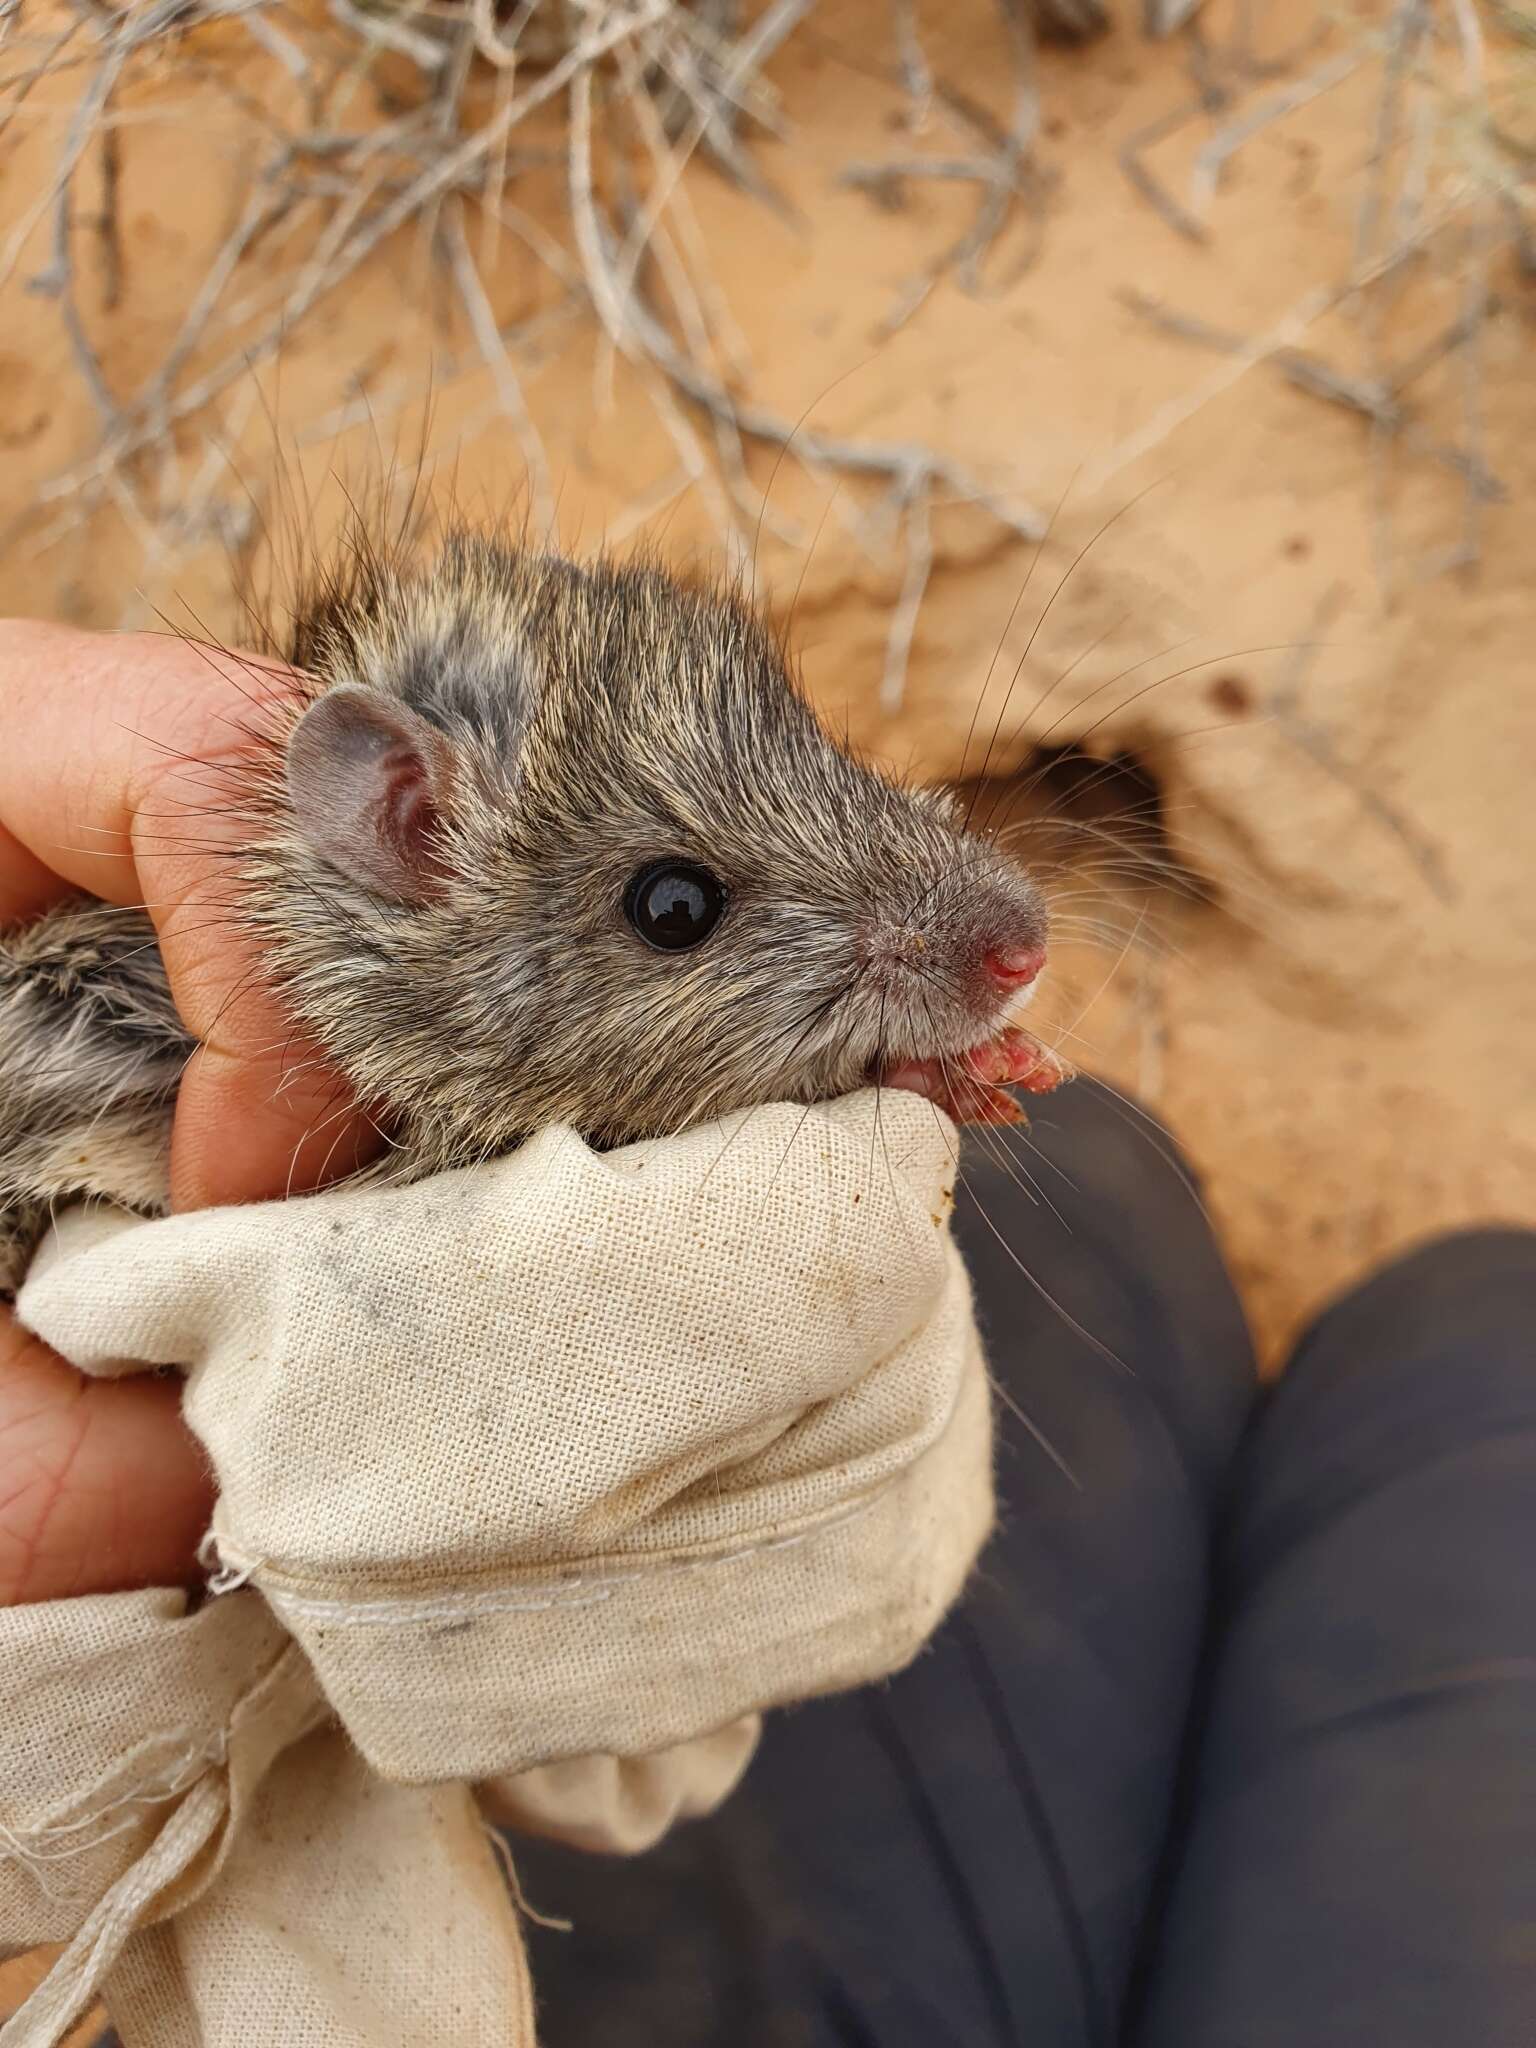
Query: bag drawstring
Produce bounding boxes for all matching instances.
[1,1770,228,2048]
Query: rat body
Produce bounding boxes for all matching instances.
[0,535,1052,1290]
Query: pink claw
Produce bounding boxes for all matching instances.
[881,1029,1070,1124]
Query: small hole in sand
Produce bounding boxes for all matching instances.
[1208,673,1252,715]
[952,745,1217,911]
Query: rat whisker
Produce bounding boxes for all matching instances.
[962,1170,1132,1383]
[968,474,1170,804]
[868,987,890,1201]
[968,637,1197,832]
[901,1089,1082,1483]
[957,472,1067,818]
[996,1120,1085,1203]
[284,1084,369,1203]
[931,1054,1050,1217]
[1040,902,1150,1057]
[145,607,303,719]
[984,1363,1082,1490]
[1050,645,1321,766]
[694,969,866,1188]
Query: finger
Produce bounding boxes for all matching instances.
[0,817,67,922]
[0,1312,212,1605]
[0,619,270,904]
[172,1037,384,1208]
[0,621,382,1209]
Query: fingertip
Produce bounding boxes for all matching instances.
[0,617,380,1214]
[0,818,68,923]
[0,1318,214,1605]
[0,621,302,910]
[169,1038,384,1211]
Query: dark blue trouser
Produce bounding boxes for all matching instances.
[507,1079,1536,2047]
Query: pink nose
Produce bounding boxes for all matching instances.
[983,943,1046,991]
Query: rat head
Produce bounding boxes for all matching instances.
[255,536,1052,1171]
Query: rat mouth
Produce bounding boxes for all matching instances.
[879,1026,1071,1126]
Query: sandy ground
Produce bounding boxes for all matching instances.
[2,0,1534,2029]
[2,0,1528,1369]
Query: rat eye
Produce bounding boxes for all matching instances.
[623,860,727,952]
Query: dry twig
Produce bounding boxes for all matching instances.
[847,0,1048,334]
[1118,287,1506,501]
[7,0,1055,692]
[1270,585,1455,903]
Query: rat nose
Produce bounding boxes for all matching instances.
[983,943,1046,991]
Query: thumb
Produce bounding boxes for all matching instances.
[0,1309,211,1605]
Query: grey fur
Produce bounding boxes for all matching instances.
[0,898,186,1288]
[0,534,1046,1287]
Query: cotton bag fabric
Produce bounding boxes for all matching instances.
[1,1089,994,2046]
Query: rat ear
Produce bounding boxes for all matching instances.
[285,686,457,905]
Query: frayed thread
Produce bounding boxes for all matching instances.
[0,1734,227,1904]
[482,1822,573,1935]
[198,1530,261,1596]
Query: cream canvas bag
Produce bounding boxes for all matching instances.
[1,1090,993,2046]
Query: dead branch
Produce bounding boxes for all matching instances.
[443,200,556,536]
[1119,100,1215,243]
[880,475,932,713]
[33,1,671,513]
[1189,46,1364,219]
[847,0,1047,333]
[328,0,445,74]
[891,0,934,125]
[1144,0,1208,38]
[1271,585,1455,903]
[1117,287,1506,501]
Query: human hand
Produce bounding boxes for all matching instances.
[0,622,379,1605]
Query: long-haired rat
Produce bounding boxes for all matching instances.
[0,533,1061,1289]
